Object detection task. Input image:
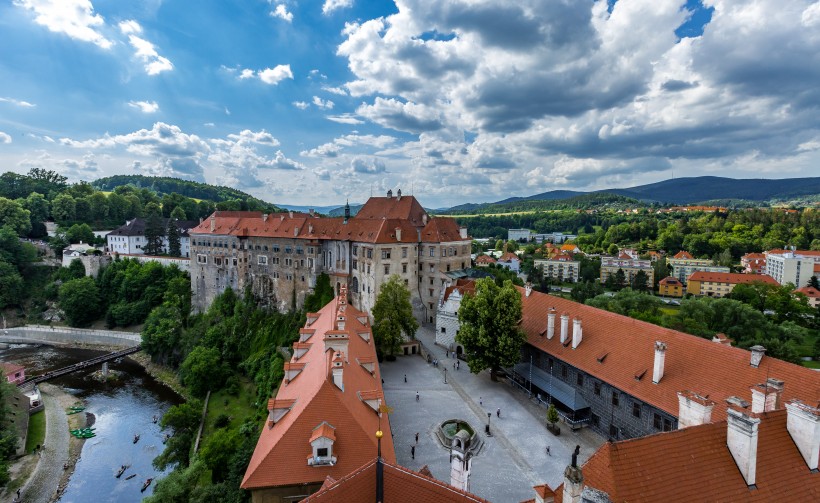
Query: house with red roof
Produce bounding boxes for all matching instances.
[666,251,729,284]
[242,285,397,502]
[189,189,471,323]
[687,271,778,297]
[496,252,521,273]
[794,285,820,308]
[474,255,496,267]
[1,362,25,385]
[741,252,766,274]
[657,276,683,297]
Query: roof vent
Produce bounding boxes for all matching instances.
[749,345,765,367]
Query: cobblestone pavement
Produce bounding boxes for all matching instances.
[380,325,604,503]
[20,385,69,503]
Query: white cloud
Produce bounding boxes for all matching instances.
[0,132,11,144]
[312,96,335,109]
[15,0,112,49]
[271,4,293,22]
[128,100,159,113]
[301,134,395,158]
[326,114,364,124]
[119,20,173,75]
[349,156,385,174]
[802,1,820,26]
[0,97,36,108]
[321,85,348,96]
[293,101,309,110]
[239,69,255,79]
[258,65,294,85]
[322,0,353,15]
[227,129,280,146]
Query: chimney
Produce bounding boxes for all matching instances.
[572,317,582,349]
[749,345,766,368]
[652,341,667,384]
[525,282,532,297]
[387,189,393,198]
[396,227,402,241]
[262,213,268,222]
[294,226,299,237]
[309,223,314,234]
[547,308,556,339]
[199,217,203,224]
[397,189,401,200]
[562,447,584,503]
[676,390,714,428]
[726,408,760,487]
[209,214,215,232]
[559,313,569,344]
[750,378,784,414]
[460,227,468,239]
[422,214,428,226]
[331,352,344,391]
[785,400,820,471]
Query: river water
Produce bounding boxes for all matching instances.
[0,345,182,501]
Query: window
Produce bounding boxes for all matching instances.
[441,247,446,257]
[664,418,672,431]
[367,264,371,274]
[430,277,434,285]
[352,260,357,270]
[308,247,314,255]
[285,258,292,267]
[296,246,303,255]
[402,247,408,258]
[402,263,407,273]
[429,247,435,257]
[384,264,390,274]
[561,366,567,378]
[352,245,358,256]
[258,256,268,265]
[632,402,641,418]
[197,254,207,264]
[590,413,599,427]
[273,245,280,253]
[317,448,328,457]
[263,245,268,251]
[576,374,584,387]
[441,327,446,333]
[611,392,619,407]
[272,257,280,265]
[429,289,434,297]
[381,249,391,259]
[594,382,601,396]
[285,246,292,254]
[367,249,373,259]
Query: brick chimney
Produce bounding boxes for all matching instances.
[560,313,569,344]
[397,188,402,200]
[209,214,215,232]
[331,352,344,391]
[525,282,532,297]
[750,378,783,414]
[387,189,393,198]
[547,308,556,339]
[749,345,766,368]
[571,317,582,349]
[395,227,402,241]
[726,408,760,487]
[676,390,714,428]
[785,400,820,471]
[652,341,667,384]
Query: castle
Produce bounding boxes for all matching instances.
[188,190,470,321]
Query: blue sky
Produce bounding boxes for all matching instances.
[1,1,819,208]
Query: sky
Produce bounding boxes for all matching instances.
[1,0,819,209]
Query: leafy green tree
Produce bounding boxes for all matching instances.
[652,259,669,289]
[58,277,101,327]
[578,256,601,283]
[142,304,185,364]
[199,428,239,482]
[712,248,733,268]
[154,400,203,470]
[180,346,227,397]
[0,197,31,236]
[65,223,94,244]
[614,268,627,291]
[67,258,86,279]
[607,243,619,255]
[506,240,519,252]
[144,211,165,256]
[808,276,819,289]
[0,380,20,486]
[494,239,504,251]
[88,192,109,222]
[167,219,181,257]
[22,192,49,224]
[74,197,91,222]
[144,461,205,503]
[51,193,76,223]
[546,403,559,428]
[0,261,24,309]
[372,275,418,357]
[0,226,37,269]
[106,192,129,223]
[631,270,650,292]
[456,278,525,381]
[170,205,187,220]
[570,280,604,304]
[304,273,333,313]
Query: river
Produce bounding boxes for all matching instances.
[0,345,182,501]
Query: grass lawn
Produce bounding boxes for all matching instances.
[659,307,679,316]
[202,378,258,437]
[25,410,46,454]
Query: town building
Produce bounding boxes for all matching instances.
[657,276,683,297]
[241,285,396,502]
[496,252,521,273]
[686,271,778,298]
[532,232,577,244]
[474,255,496,267]
[189,191,471,321]
[646,251,664,262]
[508,229,532,242]
[106,217,199,257]
[794,285,820,308]
[61,243,110,277]
[536,400,820,502]
[534,254,580,283]
[435,279,476,355]
[1,362,25,385]
[599,256,654,289]
[666,251,729,284]
[740,252,766,274]
[764,249,820,287]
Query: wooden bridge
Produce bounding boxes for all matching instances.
[17,346,142,390]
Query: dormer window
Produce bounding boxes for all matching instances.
[308,421,337,466]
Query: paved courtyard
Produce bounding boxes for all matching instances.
[380,326,604,503]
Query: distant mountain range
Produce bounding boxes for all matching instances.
[443,176,820,214]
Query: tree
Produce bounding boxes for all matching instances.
[652,259,669,289]
[51,193,76,223]
[0,226,37,269]
[167,219,181,257]
[607,243,619,255]
[180,346,227,397]
[494,239,504,251]
[0,261,24,310]
[304,273,333,313]
[22,192,49,224]
[142,304,184,364]
[0,197,31,236]
[170,205,187,220]
[614,268,627,291]
[58,277,101,327]
[506,240,519,252]
[456,278,525,381]
[144,211,165,256]
[631,270,649,292]
[65,223,94,244]
[372,275,418,357]
[808,275,819,289]
[712,248,733,268]
[199,428,240,482]
[154,400,203,470]
[546,403,559,429]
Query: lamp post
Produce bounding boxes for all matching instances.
[444,367,447,384]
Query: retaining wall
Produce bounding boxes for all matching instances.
[0,325,140,348]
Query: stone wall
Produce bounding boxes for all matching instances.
[0,325,140,348]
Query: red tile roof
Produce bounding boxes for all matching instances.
[766,248,820,257]
[301,457,491,502]
[518,287,820,423]
[554,409,820,502]
[475,255,496,264]
[658,276,681,286]
[498,252,520,262]
[242,292,396,490]
[355,195,428,227]
[672,251,694,259]
[795,286,820,299]
[0,362,24,375]
[687,271,778,285]
[443,279,476,302]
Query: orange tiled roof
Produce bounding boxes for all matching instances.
[658,276,681,286]
[554,409,820,502]
[672,251,694,260]
[443,279,476,302]
[518,287,820,423]
[687,271,778,285]
[242,294,396,490]
[475,255,496,264]
[498,252,520,262]
[741,252,766,260]
[301,457,491,502]
[560,244,578,251]
[355,195,427,226]
[795,286,820,299]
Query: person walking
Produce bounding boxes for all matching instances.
[415,432,419,443]
[416,391,420,402]
[456,360,460,370]
[479,396,483,406]
[404,374,407,383]
[411,445,415,460]
[546,445,551,456]
[453,361,456,370]
[496,408,501,418]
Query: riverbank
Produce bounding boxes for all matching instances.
[128,352,189,401]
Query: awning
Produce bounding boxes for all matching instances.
[512,363,589,411]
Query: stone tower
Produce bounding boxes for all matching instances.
[450,429,472,492]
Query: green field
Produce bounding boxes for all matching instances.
[25,410,46,453]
